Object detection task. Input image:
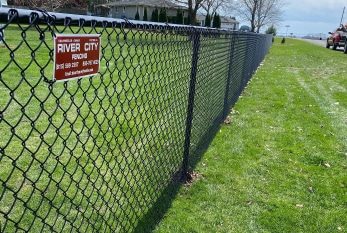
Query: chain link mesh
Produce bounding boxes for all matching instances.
[0,8,272,232]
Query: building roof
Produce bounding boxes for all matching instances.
[220,16,239,24]
[196,14,239,24]
[96,0,187,10]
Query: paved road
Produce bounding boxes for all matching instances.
[299,38,345,52]
[299,39,326,47]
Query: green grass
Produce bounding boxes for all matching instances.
[154,39,347,233]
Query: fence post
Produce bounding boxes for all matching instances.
[223,34,236,118]
[0,4,3,45]
[182,30,201,181]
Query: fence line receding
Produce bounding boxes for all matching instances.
[0,8,272,233]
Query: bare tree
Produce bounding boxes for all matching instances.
[173,0,205,24]
[233,0,283,32]
[255,0,282,32]
[29,0,67,11]
[201,0,227,16]
[8,0,87,11]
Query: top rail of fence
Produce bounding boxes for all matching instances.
[0,7,247,35]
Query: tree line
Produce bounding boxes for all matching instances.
[134,8,186,24]
[170,0,283,32]
[133,7,221,28]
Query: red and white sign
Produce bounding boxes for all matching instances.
[53,34,101,81]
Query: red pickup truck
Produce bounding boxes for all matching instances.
[326,25,347,53]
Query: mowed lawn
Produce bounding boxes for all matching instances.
[154,39,347,233]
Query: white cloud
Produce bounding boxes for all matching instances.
[234,0,346,36]
[286,0,346,11]
[281,0,347,35]
[277,20,337,36]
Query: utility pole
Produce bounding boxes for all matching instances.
[285,25,290,37]
[340,6,345,26]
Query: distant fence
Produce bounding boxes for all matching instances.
[0,8,272,232]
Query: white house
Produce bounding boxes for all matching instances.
[220,16,239,30]
[0,0,8,7]
[0,0,7,43]
[95,0,188,23]
[196,14,239,30]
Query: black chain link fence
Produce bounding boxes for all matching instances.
[0,8,272,232]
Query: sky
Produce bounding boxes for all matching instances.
[278,0,347,36]
[231,0,347,36]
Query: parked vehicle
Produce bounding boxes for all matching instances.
[326,25,347,53]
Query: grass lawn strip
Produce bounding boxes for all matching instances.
[154,39,347,233]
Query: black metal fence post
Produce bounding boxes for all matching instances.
[223,34,237,118]
[182,30,201,180]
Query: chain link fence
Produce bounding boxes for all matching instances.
[0,8,272,232]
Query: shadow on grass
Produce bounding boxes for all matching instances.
[133,171,182,233]
[133,112,224,233]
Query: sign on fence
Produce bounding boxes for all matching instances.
[53,34,101,81]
